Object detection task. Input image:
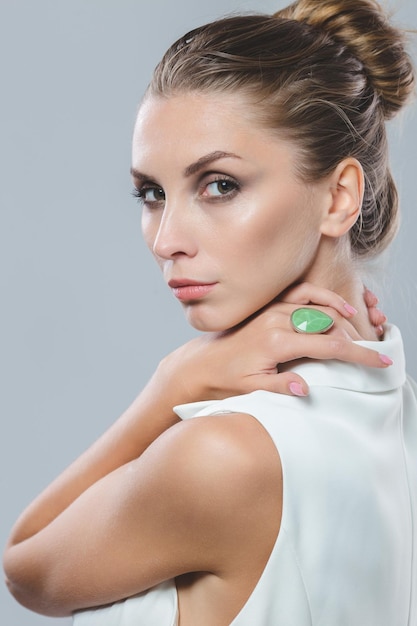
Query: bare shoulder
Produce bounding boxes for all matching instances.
[158,412,282,498]
[150,412,283,574]
[167,413,284,621]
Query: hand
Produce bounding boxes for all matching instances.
[162,283,391,401]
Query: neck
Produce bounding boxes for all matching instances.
[302,237,379,341]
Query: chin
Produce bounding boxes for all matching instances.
[188,317,230,333]
[185,305,250,333]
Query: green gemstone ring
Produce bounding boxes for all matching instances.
[290,307,335,334]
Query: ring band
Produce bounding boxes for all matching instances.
[291,308,334,334]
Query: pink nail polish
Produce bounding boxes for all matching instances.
[289,382,307,396]
[379,354,393,366]
[343,302,358,316]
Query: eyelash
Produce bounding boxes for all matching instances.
[131,185,165,205]
[131,175,240,207]
[200,175,240,200]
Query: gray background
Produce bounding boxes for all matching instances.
[1,1,415,624]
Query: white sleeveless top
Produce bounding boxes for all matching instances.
[73,325,417,625]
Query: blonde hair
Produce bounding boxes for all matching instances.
[149,0,415,257]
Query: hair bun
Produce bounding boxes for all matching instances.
[276,0,415,119]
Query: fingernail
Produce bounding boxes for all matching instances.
[379,354,393,366]
[289,382,308,396]
[343,302,358,316]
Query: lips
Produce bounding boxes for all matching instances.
[168,279,217,301]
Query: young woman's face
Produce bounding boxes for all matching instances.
[132,92,328,332]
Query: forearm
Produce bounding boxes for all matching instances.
[6,355,197,548]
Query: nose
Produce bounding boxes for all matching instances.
[150,202,198,260]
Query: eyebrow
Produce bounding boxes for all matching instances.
[130,150,241,183]
[183,151,242,177]
[130,167,150,185]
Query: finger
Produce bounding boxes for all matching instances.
[281,282,358,318]
[291,334,392,368]
[265,332,392,368]
[247,372,309,396]
[368,306,387,327]
[363,287,379,307]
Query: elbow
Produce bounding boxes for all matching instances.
[3,572,49,617]
[3,544,72,617]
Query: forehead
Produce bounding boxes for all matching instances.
[134,92,258,146]
[131,92,295,173]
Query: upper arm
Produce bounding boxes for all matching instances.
[4,412,282,616]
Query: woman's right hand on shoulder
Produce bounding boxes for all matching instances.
[160,283,390,401]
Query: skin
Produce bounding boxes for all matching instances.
[133,93,377,339]
[3,91,391,625]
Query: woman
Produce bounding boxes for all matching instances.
[4,0,416,624]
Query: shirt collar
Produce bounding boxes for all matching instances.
[174,325,406,420]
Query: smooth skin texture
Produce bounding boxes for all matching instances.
[4,92,391,625]
[133,93,374,339]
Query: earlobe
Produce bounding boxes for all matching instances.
[320,158,364,238]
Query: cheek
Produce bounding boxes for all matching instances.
[237,202,290,256]
[239,196,320,276]
[141,211,157,252]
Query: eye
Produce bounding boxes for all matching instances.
[201,177,239,199]
[132,185,165,205]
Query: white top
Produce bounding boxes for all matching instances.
[73,325,417,625]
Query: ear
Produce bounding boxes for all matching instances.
[320,158,364,238]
